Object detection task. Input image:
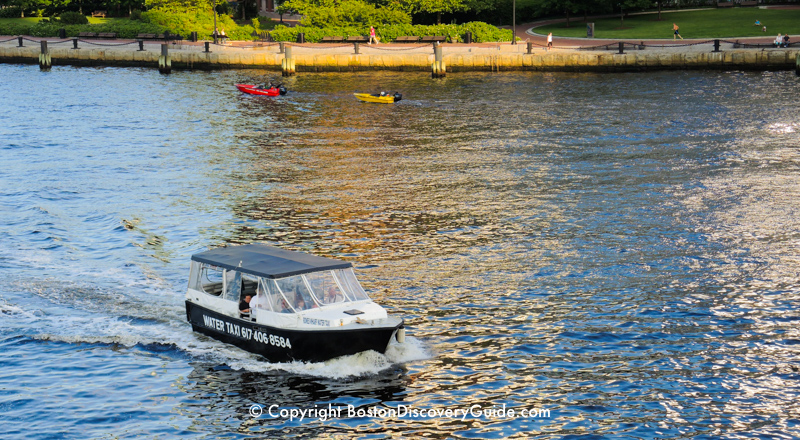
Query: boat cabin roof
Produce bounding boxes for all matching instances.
[191,244,352,279]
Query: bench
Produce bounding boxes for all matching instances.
[137,33,159,40]
[78,32,97,39]
[420,35,446,43]
[252,31,273,42]
[717,1,733,7]
[739,0,757,5]
[320,36,344,43]
[346,36,369,43]
[91,10,107,18]
[97,32,117,39]
[394,36,420,43]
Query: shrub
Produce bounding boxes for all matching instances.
[296,0,411,27]
[60,11,89,25]
[141,7,254,40]
[0,7,23,18]
[130,9,143,21]
[0,20,163,38]
[268,22,512,43]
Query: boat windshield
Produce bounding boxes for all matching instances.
[265,269,371,312]
[275,275,314,311]
[334,268,371,301]
[305,270,346,305]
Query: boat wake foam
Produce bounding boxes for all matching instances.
[226,336,431,379]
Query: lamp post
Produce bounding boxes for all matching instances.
[212,0,219,44]
[512,0,516,45]
[619,3,623,27]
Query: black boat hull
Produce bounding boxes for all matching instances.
[186,301,402,363]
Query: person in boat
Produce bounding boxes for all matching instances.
[295,296,307,310]
[324,286,343,304]
[250,284,269,311]
[239,293,252,314]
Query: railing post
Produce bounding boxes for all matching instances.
[354,41,359,54]
[204,41,211,53]
[72,38,79,49]
[17,36,23,47]
[527,41,532,54]
[618,42,624,54]
[138,40,145,51]
[714,39,720,52]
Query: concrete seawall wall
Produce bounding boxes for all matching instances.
[1,44,798,72]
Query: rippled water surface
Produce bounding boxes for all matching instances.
[2,64,800,439]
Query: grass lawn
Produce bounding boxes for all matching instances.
[534,8,800,39]
[0,17,117,25]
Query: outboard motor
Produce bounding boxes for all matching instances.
[279,85,288,95]
[393,92,402,102]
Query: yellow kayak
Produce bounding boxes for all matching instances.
[354,92,402,103]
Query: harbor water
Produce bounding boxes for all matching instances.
[1,64,800,439]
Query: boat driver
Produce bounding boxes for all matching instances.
[239,294,252,314]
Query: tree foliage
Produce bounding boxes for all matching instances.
[280,0,410,27]
[392,0,467,24]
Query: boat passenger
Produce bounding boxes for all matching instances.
[250,285,269,311]
[296,296,307,310]
[324,286,343,304]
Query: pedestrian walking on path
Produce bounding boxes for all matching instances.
[369,26,377,44]
[673,23,683,40]
[547,32,553,50]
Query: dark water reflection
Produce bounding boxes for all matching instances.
[1,65,800,438]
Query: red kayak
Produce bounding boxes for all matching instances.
[236,83,287,96]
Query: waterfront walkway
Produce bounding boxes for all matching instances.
[1,21,798,72]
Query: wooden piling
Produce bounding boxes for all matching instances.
[796,53,800,76]
[432,45,445,78]
[158,43,171,74]
[39,40,51,70]
[282,45,295,76]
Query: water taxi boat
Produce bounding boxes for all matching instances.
[354,92,402,103]
[185,244,405,362]
[236,83,287,96]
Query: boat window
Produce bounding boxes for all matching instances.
[261,278,291,313]
[275,275,314,311]
[195,263,224,296]
[304,271,346,306]
[241,274,258,298]
[335,268,371,301]
[223,270,241,302]
[188,262,201,291]
[250,278,273,312]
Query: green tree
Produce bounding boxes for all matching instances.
[393,0,467,24]
[280,0,410,26]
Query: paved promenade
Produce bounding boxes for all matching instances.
[1,23,798,72]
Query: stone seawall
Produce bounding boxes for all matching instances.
[1,44,798,72]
